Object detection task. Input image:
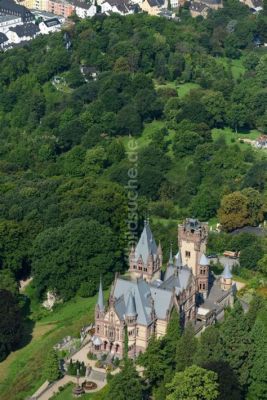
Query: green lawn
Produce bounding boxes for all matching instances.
[155,80,200,98]
[212,127,261,150]
[0,286,102,400]
[216,57,245,80]
[120,120,165,149]
[51,383,108,400]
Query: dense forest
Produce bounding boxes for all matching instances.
[0,0,267,373]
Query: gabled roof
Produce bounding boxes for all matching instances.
[0,32,8,44]
[9,23,40,37]
[161,266,192,295]
[114,278,152,325]
[125,291,137,317]
[134,220,158,264]
[0,0,33,20]
[43,18,60,27]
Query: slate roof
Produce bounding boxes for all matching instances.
[199,254,209,266]
[126,291,137,317]
[0,32,8,44]
[103,0,132,13]
[9,23,40,37]
[97,278,105,312]
[189,1,209,12]
[0,0,33,21]
[161,266,192,295]
[113,277,173,325]
[134,221,158,264]
[222,263,232,279]
[174,251,183,268]
[43,18,60,27]
[147,0,164,7]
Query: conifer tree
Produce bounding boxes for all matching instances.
[194,325,221,366]
[165,309,181,367]
[175,323,198,371]
[247,317,267,400]
[219,301,250,388]
[44,349,60,382]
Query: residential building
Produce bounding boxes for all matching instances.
[0,0,34,21]
[72,0,97,17]
[39,16,61,32]
[189,1,209,17]
[6,21,39,42]
[101,0,135,15]
[0,14,22,33]
[141,0,165,15]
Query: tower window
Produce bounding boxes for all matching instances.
[203,283,206,290]
[185,251,191,258]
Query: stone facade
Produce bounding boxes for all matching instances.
[91,218,234,359]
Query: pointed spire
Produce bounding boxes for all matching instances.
[168,243,173,265]
[222,262,232,279]
[199,253,209,266]
[175,251,183,268]
[97,277,104,312]
[126,292,137,317]
[157,240,162,255]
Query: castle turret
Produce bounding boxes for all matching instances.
[97,278,105,312]
[221,263,232,291]
[198,253,209,299]
[174,251,183,269]
[128,219,162,281]
[125,292,137,322]
[168,244,173,266]
[178,218,208,276]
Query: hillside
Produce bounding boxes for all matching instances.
[0,4,267,399]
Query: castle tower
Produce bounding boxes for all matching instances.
[221,263,233,291]
[178,219,208,276]
[178,218,209,296]
[198,253,209,299]
[128,220,162,282]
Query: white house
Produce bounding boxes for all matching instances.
[0,15,22,33]
[6,22,40,43]
[73,1,97,17]
[39,17,61,34]
[101,0,135,14]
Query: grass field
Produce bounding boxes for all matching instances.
[155,80,200,98]
[51,383,108,400]
[212,127,261,150]
[0,286,102,400]
[216,57,245,80]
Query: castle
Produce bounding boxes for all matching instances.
[91,218,234,359]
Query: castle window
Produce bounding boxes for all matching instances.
[185,251,191,258]
[96,325,100,333]
[133,265,137,269]
[136,328,139,336]
[203,283,206,290]
[138,266,142,271]
[199,283,202,289]
[144,267,147,272]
